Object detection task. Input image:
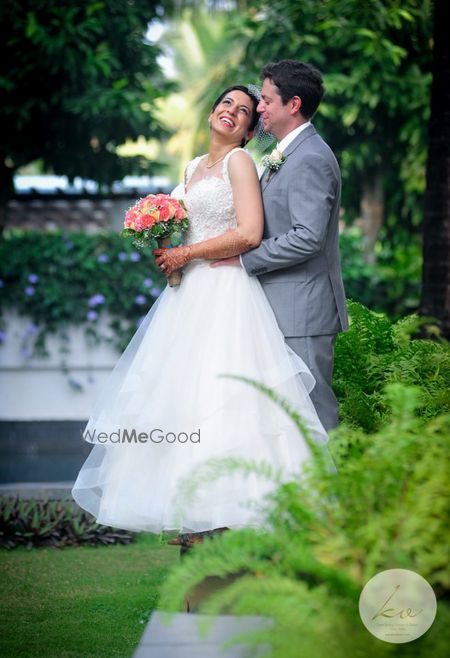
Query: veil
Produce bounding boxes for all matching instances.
[247,83,276,153]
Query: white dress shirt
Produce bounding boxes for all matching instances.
[276,121,311,153]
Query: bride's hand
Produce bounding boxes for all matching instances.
[153,246,192,275]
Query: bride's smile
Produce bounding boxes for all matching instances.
[219,116,235,127]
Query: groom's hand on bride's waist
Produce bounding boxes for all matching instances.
[210,257,241,268]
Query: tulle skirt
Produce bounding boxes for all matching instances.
[71,260,330,533]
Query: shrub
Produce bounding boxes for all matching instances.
[158,383,449,657]
[0,229,166,356]
[0,497,136,549]
[334,301,450,431]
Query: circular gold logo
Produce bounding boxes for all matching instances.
[359,569,437,643]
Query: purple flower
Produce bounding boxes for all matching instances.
[21,346,33,360]
[28,274,39,284]
[130,252,141,262]
[150,287,162,297]
[86,310,98,321]
[24,322,39,336]
[24,286,35,296]
[88,294,106,307]
[143,278,153,288]
[118,251,127,261]
[134,294,146,305]
[68,377,83,391]
[97,253,109,263]
[0,330,6,343]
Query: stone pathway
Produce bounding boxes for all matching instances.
[133,611,273,658]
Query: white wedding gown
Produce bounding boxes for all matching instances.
[71,148,330,533]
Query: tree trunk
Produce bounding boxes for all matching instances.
[357,174,384,263]
[419,0,450,339]
[0,159,15,234]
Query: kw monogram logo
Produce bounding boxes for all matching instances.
[359,569,437,644]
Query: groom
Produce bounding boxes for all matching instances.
[218,60,348,431]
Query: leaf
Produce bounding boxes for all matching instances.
[121,228,136,238]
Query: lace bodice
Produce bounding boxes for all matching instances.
[171,148,249,245]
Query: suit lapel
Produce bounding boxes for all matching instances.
[283,124,316,158]
[261,124,317,192]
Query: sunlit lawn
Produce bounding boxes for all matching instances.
[0,533,179,658]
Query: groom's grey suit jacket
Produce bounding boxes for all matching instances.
[241,124,348,338]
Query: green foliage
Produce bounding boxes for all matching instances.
[158,382,449,657]
[0,0,169,191]
[340,227,422,318]
[173,1,432,238]
[0,229,166,356]
[0,496,135,548]
[334,301,450,431]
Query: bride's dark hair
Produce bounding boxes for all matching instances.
[211,85,260,146]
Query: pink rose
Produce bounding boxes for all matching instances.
[140,200,155,214]
[158,204,171,221]
[124,209,137,229]
[135,213,156,231]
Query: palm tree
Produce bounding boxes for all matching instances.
[154,8,249,180]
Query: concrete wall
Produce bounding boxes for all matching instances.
[0,312,119,421]
[5,191,171,233]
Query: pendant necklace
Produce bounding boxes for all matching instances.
[205,150,234,169]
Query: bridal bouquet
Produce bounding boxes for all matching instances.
[121,193,189,286]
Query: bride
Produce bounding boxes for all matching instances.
[71,85,329,546]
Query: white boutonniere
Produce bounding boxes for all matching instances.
[261,148,286,181]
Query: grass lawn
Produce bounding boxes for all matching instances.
[0,532,180,658]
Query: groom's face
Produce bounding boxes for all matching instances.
[258,78,292,140]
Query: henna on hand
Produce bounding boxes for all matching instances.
[153,245,193,275]
[153,228,255,276]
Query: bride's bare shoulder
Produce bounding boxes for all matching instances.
[227,148,258,180]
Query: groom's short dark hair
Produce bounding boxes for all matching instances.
[261,60,324,119]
